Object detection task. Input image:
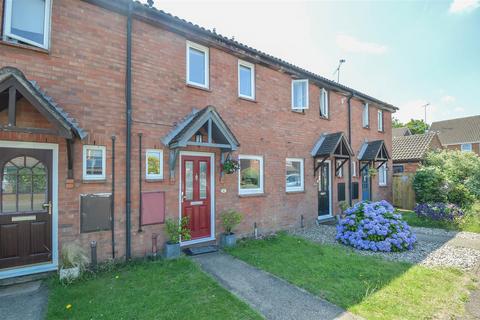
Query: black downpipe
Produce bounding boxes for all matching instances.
[347,94,353,206]
[138,133,143,233]
[125,1,133,260]
[111,135,116,259]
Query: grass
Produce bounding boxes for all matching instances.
[226,233,474,320]
[47,258,261,320]
[399,202,480,233]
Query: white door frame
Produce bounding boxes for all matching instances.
[317,159,333,220]
[0,140,59,279]
[178,151,215,246]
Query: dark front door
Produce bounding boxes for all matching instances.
[318,161,330,217]
[181,155,211,240]
[361,166,370,201]
[0,148,52,270]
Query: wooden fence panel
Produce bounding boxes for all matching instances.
[393,173,416,210]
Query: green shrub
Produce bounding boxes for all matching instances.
[448,184,476,209]
[413,167,447,203]
[220,210,243,234]
[165,217,191,244]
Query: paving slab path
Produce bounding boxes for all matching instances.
[0,280,48,320]
[193,252,362,320]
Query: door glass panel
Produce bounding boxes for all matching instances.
[199,161,207,199]
[18,168,32,212]
[185,161,194,200]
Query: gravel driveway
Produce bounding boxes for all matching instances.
[292,225,480,271]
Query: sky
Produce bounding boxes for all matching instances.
[149,0,480,124]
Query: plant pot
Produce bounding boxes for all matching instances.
[220,233,237,248]
[163,242,181,259]
[59,266,80,281]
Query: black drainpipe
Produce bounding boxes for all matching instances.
[138,133,143,233]
[125,1,133,260]
[111,135,116,259]
[347,93,353,206]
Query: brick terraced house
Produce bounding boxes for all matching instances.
[0,0,396,279]
[430,115,480,156]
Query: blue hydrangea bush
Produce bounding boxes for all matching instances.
[336,200,416,252]
[414,203,464,222]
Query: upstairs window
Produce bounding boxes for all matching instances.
[291,79,309,110]
[461,143,472,152]
[3,0,52,49]
[378,163,387,186]
[83,145,106,181]
[362,103,369,128]
[378,110,384,132]
[238,60,255,99]
[186,41,209,88]
[320,88,329,118]
[352,161,357,177]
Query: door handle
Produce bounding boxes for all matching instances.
[42,201,52,215]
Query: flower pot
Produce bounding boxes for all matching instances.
[220,233,237,248]
[59,266,80,281]
[163,242,181,259]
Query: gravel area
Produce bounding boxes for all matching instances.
[291,225,480,271]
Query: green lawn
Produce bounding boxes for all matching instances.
[226,233,475,320]
[399,203,480,233]
[47,258,261,320]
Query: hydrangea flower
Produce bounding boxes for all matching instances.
[336,200,416,252]
[414,203,464,222]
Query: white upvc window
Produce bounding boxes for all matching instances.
[378,110,384,132]
[378,163,387,186]
[362,103,369,128]
[285,158,304,192]
[186,41,209,88]
[238,60,255,99]
[320,88,329,118]
[352,161,357,177]
[145,149,163,180]
[238,155,264,195]
[291,79,309,110]
[83,145,106,181]
[461,143,472,152]
[3,0,52,50]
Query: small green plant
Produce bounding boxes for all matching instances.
[165,217,191,244]
[367,167,377,177]
[338,201,349,214]
[61,243,89,270]
[220,210,243,234]
[222,159,240,174]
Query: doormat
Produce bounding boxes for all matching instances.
[183,245,218,256]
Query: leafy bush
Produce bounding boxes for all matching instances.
[61,243,89,269]
[165,217,191,244]
[413,167,447,203]
[336,200,416,252]
[220,210,243,234]
[448,184,476,209]
[414,203,465,222]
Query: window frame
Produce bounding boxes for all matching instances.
[291,79,309,110]
[378,163,387,186]
[320,88,329,118]
[186,41,209,89]
[238,155,264,195]
[285,158,304,193]
[362,103,370,128]
[145,149,164,180]
[393,164,404,174]
[2,0,52,50]
[352,160,357,177]
[377,109,384,132]
[461,143,472,152]
[82,145,106,181]
[238,60,255,100]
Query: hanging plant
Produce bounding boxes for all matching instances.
[368,166,378,177]
[222,159,240,174]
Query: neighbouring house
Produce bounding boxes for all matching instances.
[0,0,396,279]
[430,115,480,155]
[392,132,442,174]
[392,127,412,138]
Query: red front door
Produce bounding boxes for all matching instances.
[181,155,211,240]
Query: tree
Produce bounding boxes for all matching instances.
[392,117,404,128]
[405,119,429,134]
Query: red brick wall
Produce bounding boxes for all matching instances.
[446,143,480,156]
[0,0,393,262]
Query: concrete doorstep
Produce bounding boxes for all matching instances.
[193,252,362,320]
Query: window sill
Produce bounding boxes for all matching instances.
[320,116,330,120]
[146,178,164,182]
[238,192,266,198]
[82,179,107,184]
[363,126,370,130]
[238,96,257,103]
[291,109,307,115]
[378,184,388,188]
[0,40,49,54]
[186,83,211,92]
[286,190,305,194]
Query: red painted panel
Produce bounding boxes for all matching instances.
[141,191,165,226]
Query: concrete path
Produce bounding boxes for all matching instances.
[0,281,48,320]
[193,252,362,320]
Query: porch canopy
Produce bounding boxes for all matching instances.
[357,140,390,172]
[162,105,240,178]
[311,132,353,176]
